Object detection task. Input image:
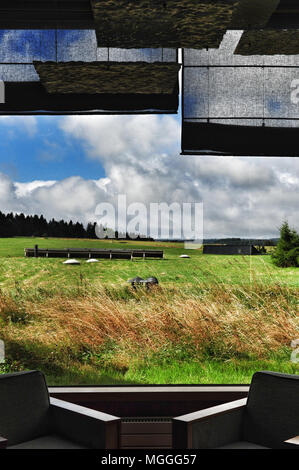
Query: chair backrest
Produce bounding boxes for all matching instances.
[243,371,299,448]
[0,370,50,445]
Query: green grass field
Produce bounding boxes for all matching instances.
[0,236,298,290]
[0,237,298,385]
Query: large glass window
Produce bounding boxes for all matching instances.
[0,26,297,387]
[182,31,299,155]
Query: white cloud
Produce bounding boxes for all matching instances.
[0,113,297,239]
[60,115,180,163]
[0,172,17,206]
[13,176,110,224]
[0,116,37,137]
[0,174,109,225]
[58,115,299,238]
[15,180,56,197]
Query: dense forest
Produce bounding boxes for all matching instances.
[0,211,153,240]
[0,211,98,239]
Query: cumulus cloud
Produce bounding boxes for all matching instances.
[0,116,37,137]
[11,176,110,224]
[60,115,180,163]
[57,115,299,239]
[0,112,297,239]
[15,180,56,198]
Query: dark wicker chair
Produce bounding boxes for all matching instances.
[0,370,120,449]
[173,371,299,449]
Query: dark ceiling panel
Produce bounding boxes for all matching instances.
[91,0,238,49]
[230,0,280,29]
[182,121,299,156]
[235,30,299,55]
[34,61,181,95]
[0,1,94,29]
[0,82,179,114]
[0,0,297,34]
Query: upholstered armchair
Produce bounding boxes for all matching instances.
[0,370,120,449]
[173,371,299,449]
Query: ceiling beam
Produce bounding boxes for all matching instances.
[0,1,298,31]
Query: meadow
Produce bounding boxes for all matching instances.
[0,237,298,385]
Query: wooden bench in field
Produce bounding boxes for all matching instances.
[24,246,164,260]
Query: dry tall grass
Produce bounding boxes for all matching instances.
[1,280,298,373]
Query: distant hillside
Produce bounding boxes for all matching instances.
[156,238,278,245]
[203,238,278,246]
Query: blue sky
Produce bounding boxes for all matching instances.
[0,113,182,182]
[0,117,107,182]
[0,113,297,239]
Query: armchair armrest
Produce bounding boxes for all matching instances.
[173,398,247,449]
[0,436,8,449]
[284,436,299,448]
[50,397,120,449]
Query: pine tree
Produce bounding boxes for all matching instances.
[272,222,299,267]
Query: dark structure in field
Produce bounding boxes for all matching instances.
[203,245,260,255]
[25,246,163,260]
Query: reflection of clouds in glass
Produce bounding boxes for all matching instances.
[0,29,177,81]
[0,29,176,64]
[184,68,208,118]
[184,30,299,126]
[97,47,176,63]
[57,30,98,62]
[0,30,56,62]
[0,29,57,81]
[0,29,97,64]
[267,99,281,113]
[0,64,38,81]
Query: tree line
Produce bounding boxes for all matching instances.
[0,211,154,240]
[0,211,98,239]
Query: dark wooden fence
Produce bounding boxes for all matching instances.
[24,246,164,260]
